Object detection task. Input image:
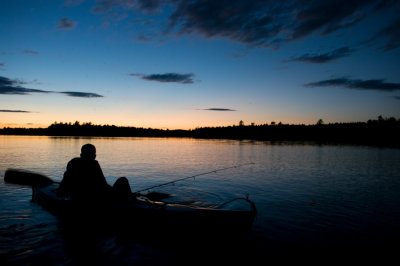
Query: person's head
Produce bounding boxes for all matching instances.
[80,144,96,160]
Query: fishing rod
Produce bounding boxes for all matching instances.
[133,162,255,194]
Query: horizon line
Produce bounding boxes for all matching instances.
[1,116,398,131]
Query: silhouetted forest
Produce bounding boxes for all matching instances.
[1,116,399,147]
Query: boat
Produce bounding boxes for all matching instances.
[4,168,257,240]
[32,183,257,239]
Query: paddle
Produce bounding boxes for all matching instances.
[3,169,171,201]
[4,169,54,186]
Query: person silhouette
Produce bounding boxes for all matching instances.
[57,144,132,202]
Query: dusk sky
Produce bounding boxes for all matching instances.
[1,0,399,129]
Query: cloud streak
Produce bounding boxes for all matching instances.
[0,76,50,95]
[0,86,50,95]
[129,73,195,84]
[57,18,77,30]
[0,109,31,113]
[60,91,104,98]
[199,108,237,111]
[305,77,400,92]
[284,47,354,64]
[0,76,104,98]
[22,50,39,55]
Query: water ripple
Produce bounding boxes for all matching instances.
[1,136,400,264]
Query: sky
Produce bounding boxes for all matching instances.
[1,0,399,129]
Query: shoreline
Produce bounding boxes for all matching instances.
[1,134,399,149]
[1,117,399,148]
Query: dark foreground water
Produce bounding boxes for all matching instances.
[1,136,400,265]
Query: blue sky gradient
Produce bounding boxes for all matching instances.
[1,0,399,129]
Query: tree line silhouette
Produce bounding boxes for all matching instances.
[1,116,399,147]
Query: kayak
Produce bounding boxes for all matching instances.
[4,169,257,239]
[32,183,257,239]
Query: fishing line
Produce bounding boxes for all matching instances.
[133,162,255,194]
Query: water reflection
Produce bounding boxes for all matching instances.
[1,136,400,264]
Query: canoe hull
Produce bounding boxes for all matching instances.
[32,184,257,240]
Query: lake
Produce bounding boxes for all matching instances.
[1,136,400,265]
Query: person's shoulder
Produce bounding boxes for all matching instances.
[93,160,101,167]
[67,157,82,166]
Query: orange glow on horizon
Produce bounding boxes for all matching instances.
[0,106,372,130]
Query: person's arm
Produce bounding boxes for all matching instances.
[57,160,74,197]
[57,159,75,197]
[94,161,107,184]
[94,161,112,192]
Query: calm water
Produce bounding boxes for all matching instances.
[1,136,400,265]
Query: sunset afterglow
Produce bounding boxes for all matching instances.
[1,0,399,129]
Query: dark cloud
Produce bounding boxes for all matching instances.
[57,18,77,30]
[290,0,373,40]
[137,0,163,12]
[231,53,249,59]
[1,76,20,86]
[166,0,383,48]
[92,0,118,13]
[168,0,283,47]
[369,18,400,51]
[0,76,103,98]
[0,109,31,113]
[22,50,39,55]
[137,34,152,42]
[129,73,195,84]
[200,108,237,112]
[60,91,104,98]
[0,86,50,95]
[284,47,354,64]
[305,77,400,92]
[89,1,398,50]
[0,76,51,95]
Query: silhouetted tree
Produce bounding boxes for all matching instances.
[1,118,399,147]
